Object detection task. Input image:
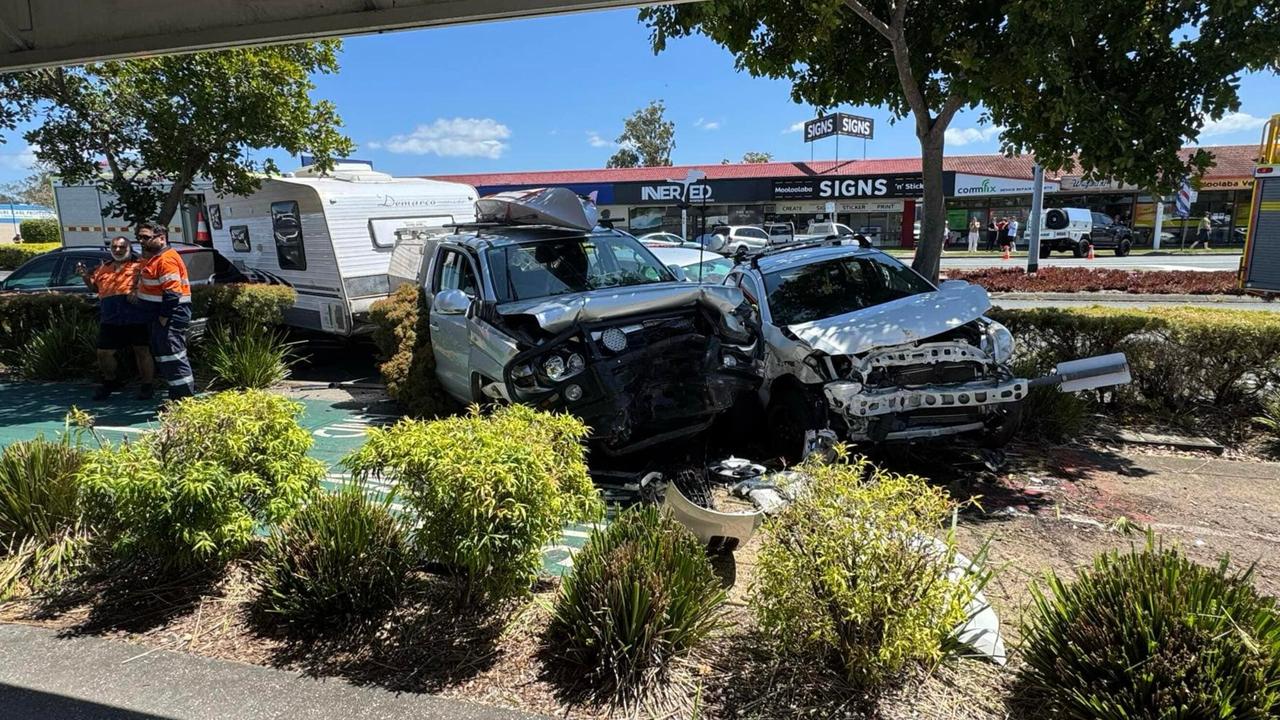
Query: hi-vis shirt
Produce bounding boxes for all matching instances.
[90,259,150,325]
[136,247,191,318]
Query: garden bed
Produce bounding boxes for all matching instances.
[950,266,1241,295]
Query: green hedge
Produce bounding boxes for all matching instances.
[19,219,60,244]
[368,284,453,417]
[191,283,296,329]
[0,293,95,355]
[0,243,59,270]
[992,305,1280,439]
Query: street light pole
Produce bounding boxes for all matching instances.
[1026,163,1045,274]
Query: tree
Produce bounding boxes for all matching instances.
[642,1,1280,281]
[607,147,641,168]
[0,166,55,207]
[742,151,774,163]
[12,41,352,225]
[612,100,676,167]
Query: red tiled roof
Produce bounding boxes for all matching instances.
[424,145,1256,187]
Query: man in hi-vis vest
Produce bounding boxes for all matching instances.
[134,223,194,399]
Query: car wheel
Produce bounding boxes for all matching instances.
[1038,243,1051,259]
[1115,238,1132,257]
[1073,238,1091,258]
[767,387,820,464]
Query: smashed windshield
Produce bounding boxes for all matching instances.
[763,254,935,325]
[487,234,676,303]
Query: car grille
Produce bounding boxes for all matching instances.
[867,360,987,388]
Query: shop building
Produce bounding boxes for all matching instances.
[428,144,1257,248]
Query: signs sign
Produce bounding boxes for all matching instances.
[803,113,875,142]
[772,173,942,200]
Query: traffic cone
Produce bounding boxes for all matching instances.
[1087,244,1095,260]
[1001,246,1011,261]
[195,209,212,246]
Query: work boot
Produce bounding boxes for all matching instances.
[92,381,119,401]
[136,383,155,400]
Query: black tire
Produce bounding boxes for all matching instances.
[1073,238,1091,258]
[1115,238,1132,257]
[1038,243,1051,259]
[767,387,820,463]
[1044,208,1070,231]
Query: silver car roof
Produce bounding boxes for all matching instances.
[750,244,890,274]
[444,225,629,251]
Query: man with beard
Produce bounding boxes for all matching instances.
[134,223,195,400]
[77,234,155,400]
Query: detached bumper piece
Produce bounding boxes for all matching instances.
[824,378,1028,418]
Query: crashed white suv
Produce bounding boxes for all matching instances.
[724,242,1128,458]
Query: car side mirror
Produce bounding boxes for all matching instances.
[434,288,471,316]
[939,279,969,292]
[667,264,689,282]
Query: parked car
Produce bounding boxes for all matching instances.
[1039,208,1133,257]
[648,246,736,284]
[415,193,762,455]
[696,225,771,255]
[765,222,796,245]
[0,243,248,295]
[805,221,857,240]
[637,231,689,247]
[723,241,1130,459]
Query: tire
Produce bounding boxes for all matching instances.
[1115,238,1132,257]
[1072,238,1091,258]
[1038,243,1051,259]
[1044,208,1070,231]
[766,387,820,463]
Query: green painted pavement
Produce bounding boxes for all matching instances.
[0,381,598,576]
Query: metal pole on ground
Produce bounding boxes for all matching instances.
[1153,197,1164,250]
[1026,163,1044,274]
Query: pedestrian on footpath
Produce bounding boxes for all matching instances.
[77,235,155,400]
[1004,217,1019,251]
[987,218,999,250]
[968,216,981,252]
[134,223,195,400]
[1189,215,1211,250]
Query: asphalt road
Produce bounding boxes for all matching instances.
[937,253,1240,272]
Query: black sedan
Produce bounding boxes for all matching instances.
[0,243,247,294]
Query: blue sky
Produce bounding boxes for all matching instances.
[0,7,1275,182]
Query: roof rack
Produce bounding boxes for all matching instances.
[746,236,847,268]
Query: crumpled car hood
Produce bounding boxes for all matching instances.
[499,282,747,333]
[787,282,991,356]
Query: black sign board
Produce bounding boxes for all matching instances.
[803,113,875,142]
[773,172,955,200]
[613,178,772,205]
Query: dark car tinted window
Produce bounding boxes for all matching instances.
[54,252,109,287]
[4,254,62,290]
[179,249,217,284]
[764,254,934,326]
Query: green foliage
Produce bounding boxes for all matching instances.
[550,505,724,695]
[18,218,59,244]
[18,307,96,380]
[14,42,353,225]
[343,405,603,605]
[740,151,773,164]
[0,292,92,354]
[191,283,296,329]
[257,485,412,629]
[608,100,675,168]
[752,452,982,689]
[203,325,297,390]
[1,167,56,209]
[368,284,453,418]
[992,306,1280,439]
[79,391,323,570]
[1019,537,1280,718]
[0,242,59,270]
[0,436,88,598]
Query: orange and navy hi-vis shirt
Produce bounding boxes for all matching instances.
[91,259,150,325]
[136,247,191,318]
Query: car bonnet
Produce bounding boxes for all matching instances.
[497,282,748,333]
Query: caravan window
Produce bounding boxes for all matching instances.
[230,225,250,252]
[369,216,455,249]
[271,201,306,271]
[435,249,479,297]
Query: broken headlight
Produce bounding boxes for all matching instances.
[985,322,1015,363]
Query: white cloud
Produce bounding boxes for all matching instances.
[783,121,806,134]
[587,131,617,149]
[944,125,1005,146]
[371,118,511,159]
[1200,111,1268,137]
[694,117,721,131]
[0,143,37,171]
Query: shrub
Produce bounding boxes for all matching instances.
[368,284,453,417]
[0,290,92,356]
[191,283,296,329]
[752,452,983,689]
[0,437,87,598]
[1019,537,1280,719]
[343,404,603,605]
[18,308,97,380]
[78,391,323,571]
[549,505,724,695]
[18,218,61,244]
[257,485,412,629]
[0,242,59,270]
[952,267,1241,295]
[204,325,298,389]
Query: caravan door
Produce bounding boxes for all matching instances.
[427,246,481,400]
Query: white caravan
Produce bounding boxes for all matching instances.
[207,165,477,336]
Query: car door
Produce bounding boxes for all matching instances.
[0,253,65,292]
[1091,213,1114,247]
[737,227,770,249]
[51,252,108,295]
[428,247,481,400]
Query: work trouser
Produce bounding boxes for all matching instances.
[150,304,194,400]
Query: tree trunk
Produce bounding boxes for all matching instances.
[157,182,187,227]
[911,131,947,282]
